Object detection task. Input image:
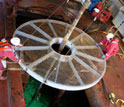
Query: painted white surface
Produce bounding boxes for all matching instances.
[110,0,123,17]
[113,10,124,36]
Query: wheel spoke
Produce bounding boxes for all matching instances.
[48,21,58,37]
[73,55,101,78]
[14,19,106,90]
[70,33,84,43]
[87,60,97,71]
[44,60,56,80]
[29,22,51,40]
[55,60,61,82]
[28,51,54,69]
[16,30,48,44]
[75,46,97,49]
[76,51,104,63]
[15,46,49,51]
[69,59,84,85]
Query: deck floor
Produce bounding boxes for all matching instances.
[0,0,124,106]
[0,3,25,107]
[77,11,124,107]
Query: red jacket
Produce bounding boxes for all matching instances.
[0,40,19,71]
[99,39,110,51]
[0,44,19,62]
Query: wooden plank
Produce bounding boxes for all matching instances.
[7,62,36,71]
[0,1,25,106]
[85,85,105,107]
[0,3,9,107]
[7,62,23,71]
[0,80,9,107]
[8,70,25,107]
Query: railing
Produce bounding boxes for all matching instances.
[120,0,124,5]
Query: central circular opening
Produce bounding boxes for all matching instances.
[52,43,72,55]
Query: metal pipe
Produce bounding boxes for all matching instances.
[59,0,89,51]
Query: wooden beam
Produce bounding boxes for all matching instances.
[8,70,25,107]
[0,80,9,107]
[7,62,37,71]
[7,62,23,71]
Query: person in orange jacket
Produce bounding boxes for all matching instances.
[96,33,119,60]
[0,37,22,80]
[96,33,114,53]
[102,36,119,60]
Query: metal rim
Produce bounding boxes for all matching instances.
[13,19,106,91]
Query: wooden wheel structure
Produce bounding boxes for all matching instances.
[13,19,106,91]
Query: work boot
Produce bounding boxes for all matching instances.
[0,69,7,80]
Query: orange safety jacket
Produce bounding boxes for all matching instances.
[100,39,110,51]
[0,40,11,60]
[105,41,110,51]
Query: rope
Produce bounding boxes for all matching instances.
[102,78,124,107]
[83,0,111,32]
[109,93,124,107]
[101,79,117,107]
[15,0,70,61]
[14,0,70,54]
[27,34,71,105]
[21,0,69,45]
[16,0,69,52]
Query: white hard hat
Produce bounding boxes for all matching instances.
[10,37,20,46]
[106,33,114,39]
[94,8,100,13]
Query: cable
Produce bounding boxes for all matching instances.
[23,0,69,43]
[83,0,111,33]
[25,1,70,105]
[101,78,117,107]
[27,33,72,105]
[16,0,69,51]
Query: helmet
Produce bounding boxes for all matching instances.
[94,8,100,13]
[106,33,114,40]
[10,37,20,46]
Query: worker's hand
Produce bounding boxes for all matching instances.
[96,44,99,47]
[102,55,105,59]
[17,44,23,47]
[81,0,85,5]
[18,59,21,63]
[1,38,6,42]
